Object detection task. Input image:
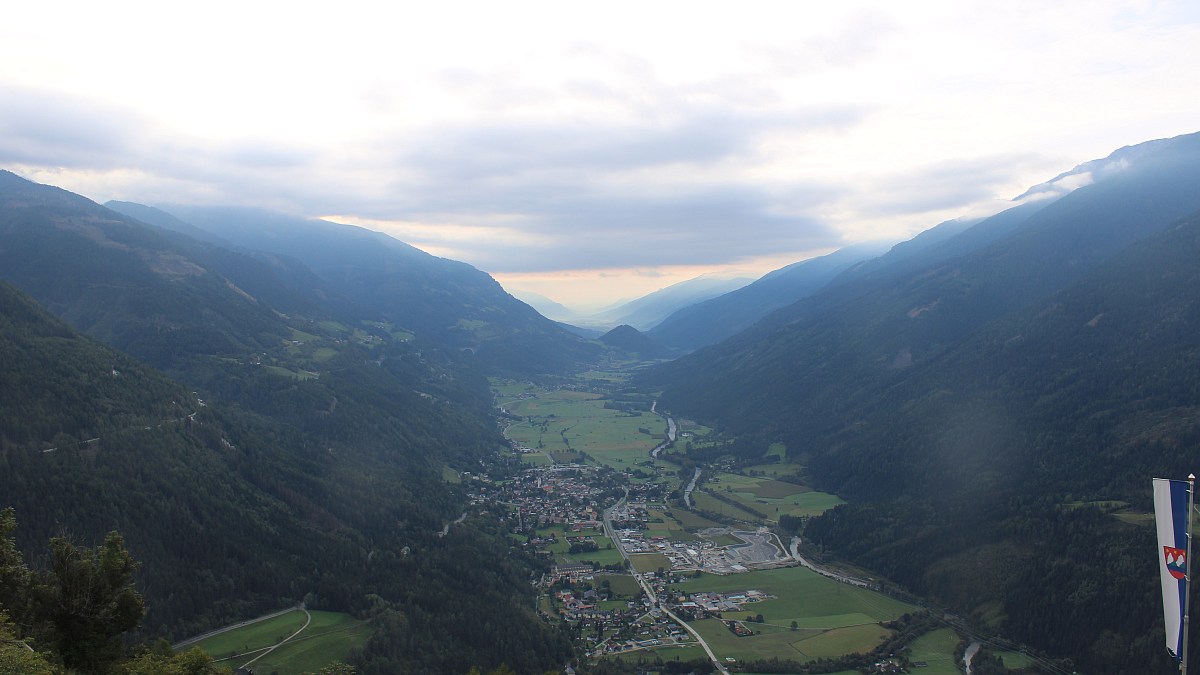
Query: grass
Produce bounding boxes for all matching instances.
[704,473,844,521]
[190,609,308,658]
[906,628,963,674]
[687,618,818,662]
[609,644,709,664]
[595,573,642,597]
[677,567,914,629]
[742,461,806,478]
[441,465,461,483]
[243,611,371,674]
[791,623,893,658]
[629,553,672,574]
[311,346,338,362]
[499,389,660,466]
[746,479,812,499]
[261,365,318,381]
[190,609,371,673]
[669,509,724,531]
[993,649,1036,669]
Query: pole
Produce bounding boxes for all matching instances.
[1183,474,1196,675]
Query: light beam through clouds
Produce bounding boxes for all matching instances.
[2,0,1199,309]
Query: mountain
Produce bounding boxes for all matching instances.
[0,173,575,671]
[507,289,583,323]
[647,241,892,352]
[582,274,752,331]
[643,131,1200,672]
[0,280,573,673]
[107,203,601,375]
[803,209,1200,673]
[0,172,292,370]
[651,131,1200,436]
[598,324,665,358]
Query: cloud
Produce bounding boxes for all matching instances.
[0,85,148,169]
[363,183,841,272]
[853,154,1044,218]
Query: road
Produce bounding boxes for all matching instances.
[602,490,729,675]
[239,606,312,670]
[172,606,300,650]
[788,537,870,588]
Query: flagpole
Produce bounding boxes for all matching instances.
[1183,474,1196,675]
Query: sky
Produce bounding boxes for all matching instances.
[2,1,1199,311]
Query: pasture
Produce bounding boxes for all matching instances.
[905,628,963,674]
[191,609,369,673]
[699,473,845,522]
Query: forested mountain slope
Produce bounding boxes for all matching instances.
[804,210,1200,674]
[108,202,601,375]
[642,132,1200,673]
[650,132,1200,438]
[647,241,891,352]
[0,174,573,672]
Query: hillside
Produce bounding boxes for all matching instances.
[651,131,1200,437]
[0,176,575,672]
[584,274,752,332]
[642,132,1200,673]
[647,241,891,352]
[108,202,601,375]
[598,323,665,358]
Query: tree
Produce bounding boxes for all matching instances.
[0,610,54,675]
[0,509,29,621]
[28,531,145,673]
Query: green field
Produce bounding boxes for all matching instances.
[610,643,709,664]
[696,473,844,523]
[688,618,821,662]
[191,610,308,658]
[595,573,642,597]
[677,567,914,631]
[191,610,369,673]
[629,553,672,573]
[906,628,963,674]
[791,623,893,658]
[498,389,661,466]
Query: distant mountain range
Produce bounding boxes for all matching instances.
[106,201,600,375]
[643,130,1200,673]
[647,241,893,352]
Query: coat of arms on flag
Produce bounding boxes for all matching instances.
[1165,546,1188,580]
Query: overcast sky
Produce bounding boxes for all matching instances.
[3,1,1199,310]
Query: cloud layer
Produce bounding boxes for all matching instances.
[2,1,1199,296]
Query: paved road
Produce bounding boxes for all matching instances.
[789,537,869,587]
[602,491,729,675]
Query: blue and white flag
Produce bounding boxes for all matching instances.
[1154,477,1191,661]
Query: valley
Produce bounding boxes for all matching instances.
[471,372,972,674]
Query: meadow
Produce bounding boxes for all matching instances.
[905,628,964,674]
[190,609,369,673]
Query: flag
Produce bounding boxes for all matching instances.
[1154,477,1192,661]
